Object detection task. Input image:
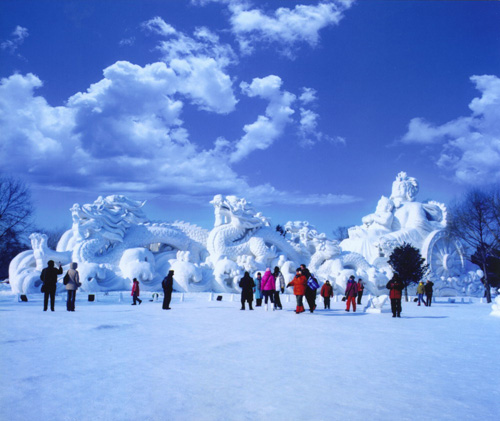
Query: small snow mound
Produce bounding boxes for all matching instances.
[490,296,500,317]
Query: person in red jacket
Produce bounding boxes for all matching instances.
[131,278,142,305]
[287,268,308,314]
[320,280,333,309]
[344,275,358,312]
[386,275,404,317]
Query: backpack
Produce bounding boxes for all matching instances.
[307,274,320,290]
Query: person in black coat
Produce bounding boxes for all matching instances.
[239,271,255,310]
[40,260,63,311]
[424,279,434,307]
[162,270,174,310]
[301,264,317,313]
[386,275,405,318]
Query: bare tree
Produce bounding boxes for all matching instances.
[0,176,33,242]
[447,189,500,302]
[0,176,33,278]
[332,225,350,242]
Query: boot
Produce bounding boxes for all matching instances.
[295,305,300,313]
[249,303,253,310]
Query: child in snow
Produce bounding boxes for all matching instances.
[131,278,142,305]
[320,280,333,309]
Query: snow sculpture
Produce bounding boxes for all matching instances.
[491,296,500,317]
[9,195,209,293]
[341,172,473,295]
[8,173,482,296]
[207,195,302,265]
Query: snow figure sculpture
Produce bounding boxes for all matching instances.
[340,172,469,292]
[491,296,500,317]
[340,196,394,264]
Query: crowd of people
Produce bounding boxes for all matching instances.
[39,260,435,317]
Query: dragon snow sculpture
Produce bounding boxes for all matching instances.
[8,173,483,296]
[9,195,210,293]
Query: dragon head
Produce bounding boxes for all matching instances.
[71,195,148,245]
[210,194,269,229]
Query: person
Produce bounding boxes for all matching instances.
[162,270,174,310]
[260,268,276,311]
[300,264,311,280]
[320,280,333,309]
[40,260,63,311]
[273,266,285,310]
[424,279,434,307]
[357,278,364,305]
[131,278,142,305]
[416,280,426,306]
[344,275,358,312]
[254,272,263,307]
[239,271,255,310]
[386,275,404,317]
[287,268,307,314]
[301,264,317,313]
[64,262,81,312]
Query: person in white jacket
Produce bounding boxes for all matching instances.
[273,266,286,310]
[64,262,81,312]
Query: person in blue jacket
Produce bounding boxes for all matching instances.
[254,272,263,306]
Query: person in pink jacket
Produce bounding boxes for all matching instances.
[260,268,276,311]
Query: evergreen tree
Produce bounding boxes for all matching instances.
[388,242,428,301]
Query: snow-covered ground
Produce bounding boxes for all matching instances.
[1,291,499,421]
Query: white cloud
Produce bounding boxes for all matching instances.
[1,25,29,54]
[119,37,136,47]
[143,17,238,114]
[0,71,355,207]
[0,73,77,178]
[244,183,360,207]
[0,13,353,208]
[226,0,353,56]
[401,74,500,185]
[230,75,295,162]
[142,16,177,37]
[299,87,317,105]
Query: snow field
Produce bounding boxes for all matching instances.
[1,292,499,421]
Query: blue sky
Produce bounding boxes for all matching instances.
[1,0,499,235]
